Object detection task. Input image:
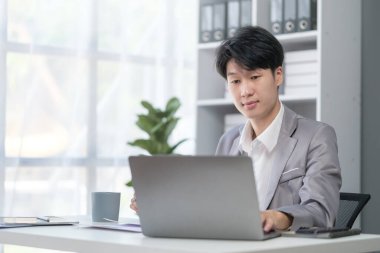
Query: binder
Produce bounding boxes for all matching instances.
[199,4,213,43]
[283,0,297,33]
[270,0,283,34]
[240,0,252,27]
[284,49,318,97]
[227,0,240,38]
[297,0,317,32]
[212,2,226,41]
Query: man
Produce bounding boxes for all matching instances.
[131,26,341,232]
[214,26,341,232]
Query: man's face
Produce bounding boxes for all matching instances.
[226,59,283,125]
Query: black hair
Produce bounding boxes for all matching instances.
[215,26,284,79]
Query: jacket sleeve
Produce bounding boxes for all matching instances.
[276,124,342,229]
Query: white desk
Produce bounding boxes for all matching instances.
[1,225,380,253]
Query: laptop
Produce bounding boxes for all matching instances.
[128,155,280,240]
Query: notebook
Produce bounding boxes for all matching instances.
[0,216,79,228]
[129,155,280,240]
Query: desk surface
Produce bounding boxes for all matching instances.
[1,224,380,253]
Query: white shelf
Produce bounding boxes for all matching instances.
[197,30,317,51]
[197,95,316,108]
[279,94,317,103]
[198,41,221,50]
[197,98,233,107]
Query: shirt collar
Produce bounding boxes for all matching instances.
[239,102,284,153]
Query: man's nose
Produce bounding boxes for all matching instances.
[240,81,254,97]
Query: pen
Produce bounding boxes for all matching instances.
[36,216,62,222]
[36,216,51,222]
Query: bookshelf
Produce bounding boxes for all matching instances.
[195,0,361,193]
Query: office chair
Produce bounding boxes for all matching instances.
[335,192,371,229]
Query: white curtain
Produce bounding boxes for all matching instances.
[0,0,197,222]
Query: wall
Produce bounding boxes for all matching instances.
[361,0,380,234]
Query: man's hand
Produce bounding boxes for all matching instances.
[260,210,293,232]
[130,194,138,212]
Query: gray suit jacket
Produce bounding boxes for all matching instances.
[215,106,342,229]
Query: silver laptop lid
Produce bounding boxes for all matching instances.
[129,155,279,240]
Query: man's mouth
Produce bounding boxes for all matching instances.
[242,100,258,107]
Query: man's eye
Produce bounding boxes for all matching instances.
[230,80,240,84]
[251,75,260,80]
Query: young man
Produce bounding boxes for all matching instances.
[131,26,341,232]
[214,26,341,232]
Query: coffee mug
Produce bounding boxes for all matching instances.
[91,192,121,222]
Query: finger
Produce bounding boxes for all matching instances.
[130,197,138,212]
[261,213,274,233]
[130,202,138,212]
[263,218,274,233]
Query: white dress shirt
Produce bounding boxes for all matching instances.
[238,103,285,211]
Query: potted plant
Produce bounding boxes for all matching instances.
[126,97,187,186]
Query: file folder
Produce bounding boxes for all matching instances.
[284,0,297,33]
[240,0,252,27]
[199,4,213,43]
[297,0,317,32]
[212,2,226,41]
[227,0,240,38]
[270,0,283,34]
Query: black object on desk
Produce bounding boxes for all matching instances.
[295,227,362,239]
[282,227,362,239]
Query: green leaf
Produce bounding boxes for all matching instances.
[150,119,166,135]
[169,138,188,153]
[142,100,168,119]
[154,142,171,154]
[136,114,157,134]
[126,180,133,187]
[163,117,179,141]
[128,139,158,154]
[165,97,181,117]
[141,100,156,115]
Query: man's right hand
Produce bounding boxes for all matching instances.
[130,194,138,212]
[260,210,293,232]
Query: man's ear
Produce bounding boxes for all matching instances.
[275,66,283,87]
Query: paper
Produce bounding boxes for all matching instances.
[0,216,79,228]
[82,222,142,233]
[79,216,142,233]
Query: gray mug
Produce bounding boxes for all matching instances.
[91,192,121,222]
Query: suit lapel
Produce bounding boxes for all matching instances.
[229,125,245,156]
[263,106,299,209]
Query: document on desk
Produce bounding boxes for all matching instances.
[0,216,79,228]
[81,222,142,233]
[79,216,142,233]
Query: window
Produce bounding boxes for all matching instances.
[0,0,196,221]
